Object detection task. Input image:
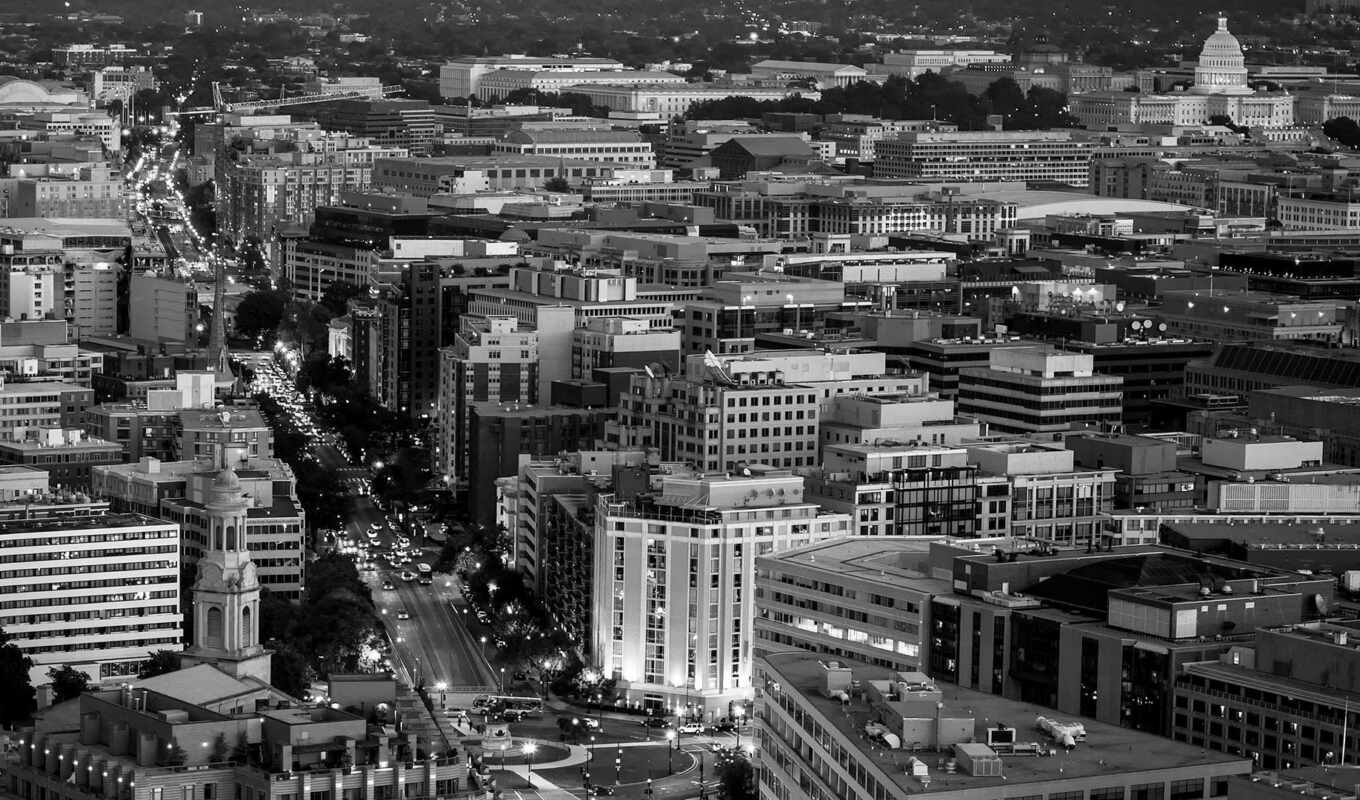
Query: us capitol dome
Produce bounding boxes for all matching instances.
[1069,15,1294,130]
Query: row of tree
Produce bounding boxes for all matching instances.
[687,74,1078,132]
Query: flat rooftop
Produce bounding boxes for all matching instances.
[1166,520,1360,547]
[0,511,171,535]
[759,536,995,594]
[763,649,1248,795]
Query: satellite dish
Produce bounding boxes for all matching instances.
[1115,301,1126,312]
[1158,323,1168,332]
[1315,594,1329,615]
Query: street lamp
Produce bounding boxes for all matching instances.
[665,729,676,774]
[523,742,537,788]
[500,667,505,694]
[733,705,745,749]
[480,636,487,661]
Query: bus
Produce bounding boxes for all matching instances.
[473,695,543,714]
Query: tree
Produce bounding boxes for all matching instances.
[544,176,571,193]
[138,650,180,679]
[1325,117,1360,149]
[714,750,756,800]
[270,645,313,699]
[0,628,34,725]
[319,282,367,317]
[234,289,289,340]
[47,665,89,703]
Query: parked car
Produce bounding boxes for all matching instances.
[640,717,672,729]
[678,722,706,734]
[711,720,736,733]
[589,787,615,797]
[381,581,396,590]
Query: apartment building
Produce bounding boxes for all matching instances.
[435,315,539,483]
[0,500,181,684]
[216,142,408,252]
[875,130,1095,186]
[592,470,853,715]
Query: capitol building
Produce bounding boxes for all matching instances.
[1071,16,1294,129]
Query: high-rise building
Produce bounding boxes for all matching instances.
[957,346,1123,434]
[435,316,539,483]
[592,470,853,715]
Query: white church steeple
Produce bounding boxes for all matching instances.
[179,443,273,682]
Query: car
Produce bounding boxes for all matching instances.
[495,709,526,723]
[678,722,706,734]
[381,581,396,590]
[640,717,672,729]
[396,609,411,620]
[589,787,615,796]
[711,721,736,733]
[581,718,602,730]
[400,571,417,582]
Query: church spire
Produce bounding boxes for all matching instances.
[179,445,272,682]
[208,258,233,387]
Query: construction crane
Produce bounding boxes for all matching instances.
[166,82,406,117]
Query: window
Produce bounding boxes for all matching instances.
[1091,789,1125,800]
[1169,778,1204,800]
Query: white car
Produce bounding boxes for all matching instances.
[678,722,707,734]
[400,571,417,582]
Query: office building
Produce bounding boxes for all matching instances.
[957,347,1123,434]
[754,537,960,674]
[0,379,92,440]
[1175,621,1360,769]
[179,408,273,462]
[435,316,538,483]
[494,128,657,167]
[51,44,137,67]
[0,427,122,490]
[876,49,1013,78]
[755,649,1251,800]
[750,60,868,89]
[302,99,440,156]
[1067,433,1198,511]
[571,83,817,115]
[0,497,181,684]
[614,349,927,474]
[592,470,853,715]
[93,452,307,601]
[570,317,680,379]
[1156,290,1344,342]
[806,442,980,537]
[438,54,627,98]
[968,441,1117,545]
[875,130,1095,186]
[465,403,611,530]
